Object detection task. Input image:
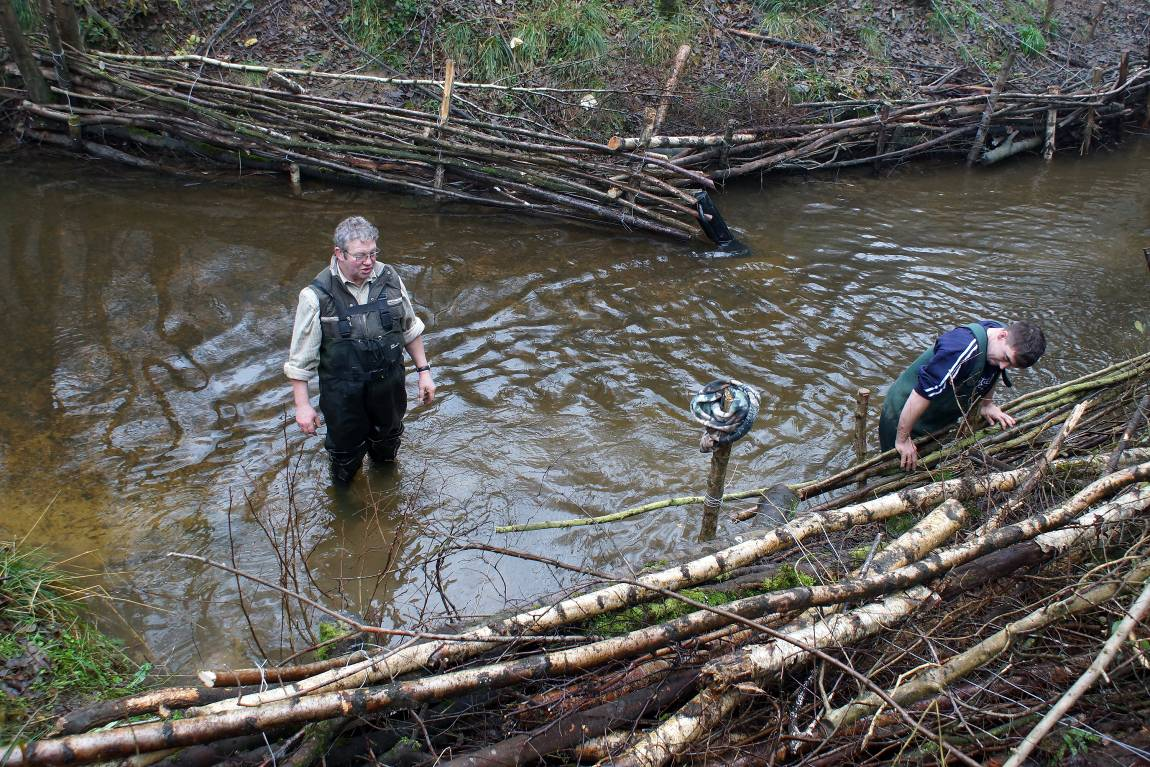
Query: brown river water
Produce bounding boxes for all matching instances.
[1,140,1147,674]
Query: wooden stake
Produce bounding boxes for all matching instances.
[854,388,870,487]
[66,114,81,148]
[288,162,302,196]
[1116,49,1129,89]
[700,443,731,541]
[966,51,1015,167]
[629,45,691,207]
[1081,67,1102,155]
[872,105,889,174]
[1043,87,1058,161]
[434,58,455,196]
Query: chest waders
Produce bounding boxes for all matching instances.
[879,323,992,452]
[311,266,407,484]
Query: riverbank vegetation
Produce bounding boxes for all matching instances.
[5,354,1149,766]
[0,542,151,743]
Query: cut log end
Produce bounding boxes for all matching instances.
[198,670,217,687]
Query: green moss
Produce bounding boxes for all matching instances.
[885,513,917,538]
[760,563,815,590]
[587,565,814,637]
[587,587,736,636]
[0,542,151,740]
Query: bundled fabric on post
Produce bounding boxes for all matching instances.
[691,380,761,453]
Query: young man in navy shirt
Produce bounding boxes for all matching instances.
[879,320,1046,470]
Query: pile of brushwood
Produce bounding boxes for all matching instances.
[2,3,1149,240]
[5,353,1150,766]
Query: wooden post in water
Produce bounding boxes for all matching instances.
[873,104,890,174]
[433,59,455,198]
[1082,67,1102,155]
[1043,87,1058,161]
[700,443,731,541]
[288,162,302,196]
[854,388,870,488]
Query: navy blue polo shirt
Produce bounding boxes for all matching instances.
[915,320,1003,401]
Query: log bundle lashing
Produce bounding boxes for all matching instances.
[4,354,1150,765]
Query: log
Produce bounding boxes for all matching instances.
[198,650,371,688]
[980,133,1041,165]
[54,687,237,736]
[610,499,971,767]
[943,484,1150,598]
[438,670,696,767]
[823,557,1150,733]
[725,27,823,54]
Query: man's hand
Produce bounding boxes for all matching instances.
[295,402,321,434]
[979,400,1015,430]
[417,371,436,405]
[895,434,919,471]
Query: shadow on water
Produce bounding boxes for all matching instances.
[0,139,1147,670]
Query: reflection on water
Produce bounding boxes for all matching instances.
[1,140,1147,671]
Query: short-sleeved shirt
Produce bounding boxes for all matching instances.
[915,320,1003,401]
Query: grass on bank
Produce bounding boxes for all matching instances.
[0,541,151,742]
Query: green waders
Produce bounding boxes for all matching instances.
[879,322,989,451]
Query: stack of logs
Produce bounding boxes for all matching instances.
[5,353,1150,766]
[1,33,1147,240]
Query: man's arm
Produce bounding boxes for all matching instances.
[285,288,322,433]
[895,390,931,471]
[405,335,436,405]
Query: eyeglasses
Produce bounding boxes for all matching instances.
[341,249,379,263]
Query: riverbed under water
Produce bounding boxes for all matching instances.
[1,138,1147,675]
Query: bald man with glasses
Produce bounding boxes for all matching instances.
[285,215,435,484]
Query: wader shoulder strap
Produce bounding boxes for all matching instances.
[965,322,989,363]
[309,279,353,338]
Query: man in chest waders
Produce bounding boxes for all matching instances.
[285,216,435,484]
[879,320,1046,471]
